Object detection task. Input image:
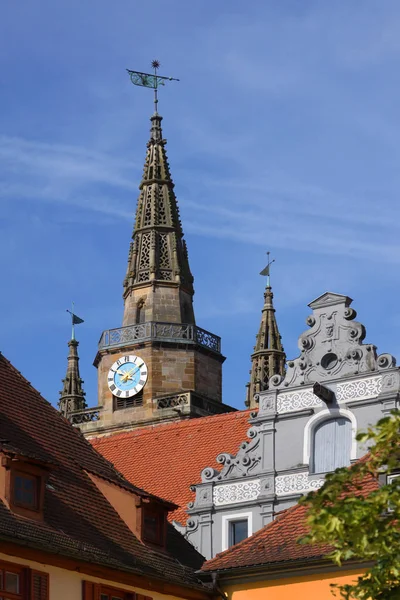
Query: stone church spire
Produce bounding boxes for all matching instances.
[59,339,86,417]
[85,85,234,436]
[123,112,194,326]
[246,272,286,408]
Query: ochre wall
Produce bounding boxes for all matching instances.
[0,551,191,600]
[223,569,364,600]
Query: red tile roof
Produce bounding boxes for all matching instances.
[0,353,208,591]
[91,410,252,524]
[202,471,379,572]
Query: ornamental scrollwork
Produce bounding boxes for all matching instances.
[276,376,384,414]
[275,472,324,496]
[336,376,382,402]
[377,353,396,370]
[277,390,322,414]
[201,422,262,482]
[201,467,220,482]
[213,480,261,506]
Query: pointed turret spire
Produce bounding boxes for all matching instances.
[246,258,286,408]
[59,339,86,417]
[122,112,194,326]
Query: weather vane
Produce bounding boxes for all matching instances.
[66,302,84,341]
[126,60,179,113]
[260,251,275,287]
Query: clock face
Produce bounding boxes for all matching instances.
[107,355,148,398]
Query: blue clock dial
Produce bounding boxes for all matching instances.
[107,355,148,398]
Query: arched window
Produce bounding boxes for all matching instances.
[136,300,145,324]
[311,416,352,473]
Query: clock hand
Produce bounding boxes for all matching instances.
[129,366,141,379]
[123,366,140,380]
[115,369,133,383]
[115,365,141,384]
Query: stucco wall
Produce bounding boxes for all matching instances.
[223,568,364,599]
[274,395,386,474]
[0,551,190,600]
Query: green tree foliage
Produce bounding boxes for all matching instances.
[300,411,400,600]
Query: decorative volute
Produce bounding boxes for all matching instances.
[268,292,396,390]
[59,339,86,417]
[122,113,194,326]
[246,284,286,407]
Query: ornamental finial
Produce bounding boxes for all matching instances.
[259,251,275,287]
[126,60,179,114]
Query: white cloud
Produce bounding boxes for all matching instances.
[0,135,138,219]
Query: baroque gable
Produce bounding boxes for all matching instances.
[267,292,396,390]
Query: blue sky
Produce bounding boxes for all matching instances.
[1,1,400,410]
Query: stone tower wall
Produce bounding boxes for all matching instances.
[123,284,194,326]
[96,343,223,414]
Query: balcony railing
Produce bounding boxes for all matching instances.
[68,407,102,426]
[98,322,221,354]
[154,391,235,414]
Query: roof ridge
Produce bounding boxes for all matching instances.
[93,409,252,444]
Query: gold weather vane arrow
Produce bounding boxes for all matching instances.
[260,251,275,287]
[126,60,179,113]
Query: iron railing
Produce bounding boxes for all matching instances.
[98,322,221,353]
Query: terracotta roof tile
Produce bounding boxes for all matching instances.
[91,410,251,524]
[202,470,379,572]
[0,353,207,590]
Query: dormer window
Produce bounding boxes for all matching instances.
[85,470,176,551]
[12,472,39,510]
[0,451,52,520]
[143,505,165,546]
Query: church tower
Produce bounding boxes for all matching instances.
[86,108,234,435]
[246,262,286,408]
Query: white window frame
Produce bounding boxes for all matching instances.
[221,511,252,552]
[303,408,357,468]
[388,474,400,485]
[387,474,400,512]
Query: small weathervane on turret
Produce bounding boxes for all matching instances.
[66,302,84,341]
[260,251,275,288]
[126,60,179,113]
